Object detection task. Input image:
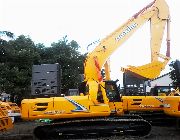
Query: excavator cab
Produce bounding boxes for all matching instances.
[79,80,123,115]
[105,81,121,102]
[104,81,124,115]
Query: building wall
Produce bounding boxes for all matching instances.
[150,74,173,87]
[146,74,173,92]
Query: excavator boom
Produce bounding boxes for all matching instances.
[85,0,170,81]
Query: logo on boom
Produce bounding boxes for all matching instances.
[115,23,138,41]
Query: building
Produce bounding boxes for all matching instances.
[148,73,173,87]
[146,72,173,95]
[0,92,10,102]
[123,72,173,95]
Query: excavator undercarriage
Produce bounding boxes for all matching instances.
[34,116,151,140]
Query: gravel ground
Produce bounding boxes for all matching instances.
[0,121,180,140]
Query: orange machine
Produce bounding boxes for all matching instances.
[0,102,21,123]
[0,104,13,131]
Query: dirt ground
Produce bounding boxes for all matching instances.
[0,121,180,140]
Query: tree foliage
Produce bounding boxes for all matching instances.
[40,36,86,93]
[0,31,14,45]
[169,60,180,88]
[0,33,86,103]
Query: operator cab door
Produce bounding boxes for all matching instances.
[105,81,123,115]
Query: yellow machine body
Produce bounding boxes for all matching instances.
[163,96,180,117]
[21,81,124,120]
[21,96,110,120]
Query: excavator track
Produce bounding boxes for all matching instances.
[126,112,177,126]
[34,117,151,140]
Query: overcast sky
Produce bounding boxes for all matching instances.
[1,0,179,85]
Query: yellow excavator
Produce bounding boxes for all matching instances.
[21,0,170,139]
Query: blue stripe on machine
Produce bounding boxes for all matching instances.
[64,97,88,112]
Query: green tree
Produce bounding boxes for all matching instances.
[0,31,14,38]
[0,31,14,44]
[0,31,14,94]
[0,31,14,62]
[0,35,41,104]
[0,33,86,103]
[169,60,180,88]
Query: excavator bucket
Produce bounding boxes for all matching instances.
[121,61,166,79]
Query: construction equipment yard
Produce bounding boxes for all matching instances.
[1,0,180,139]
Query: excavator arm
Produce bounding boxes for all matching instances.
[84,0,170,81]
